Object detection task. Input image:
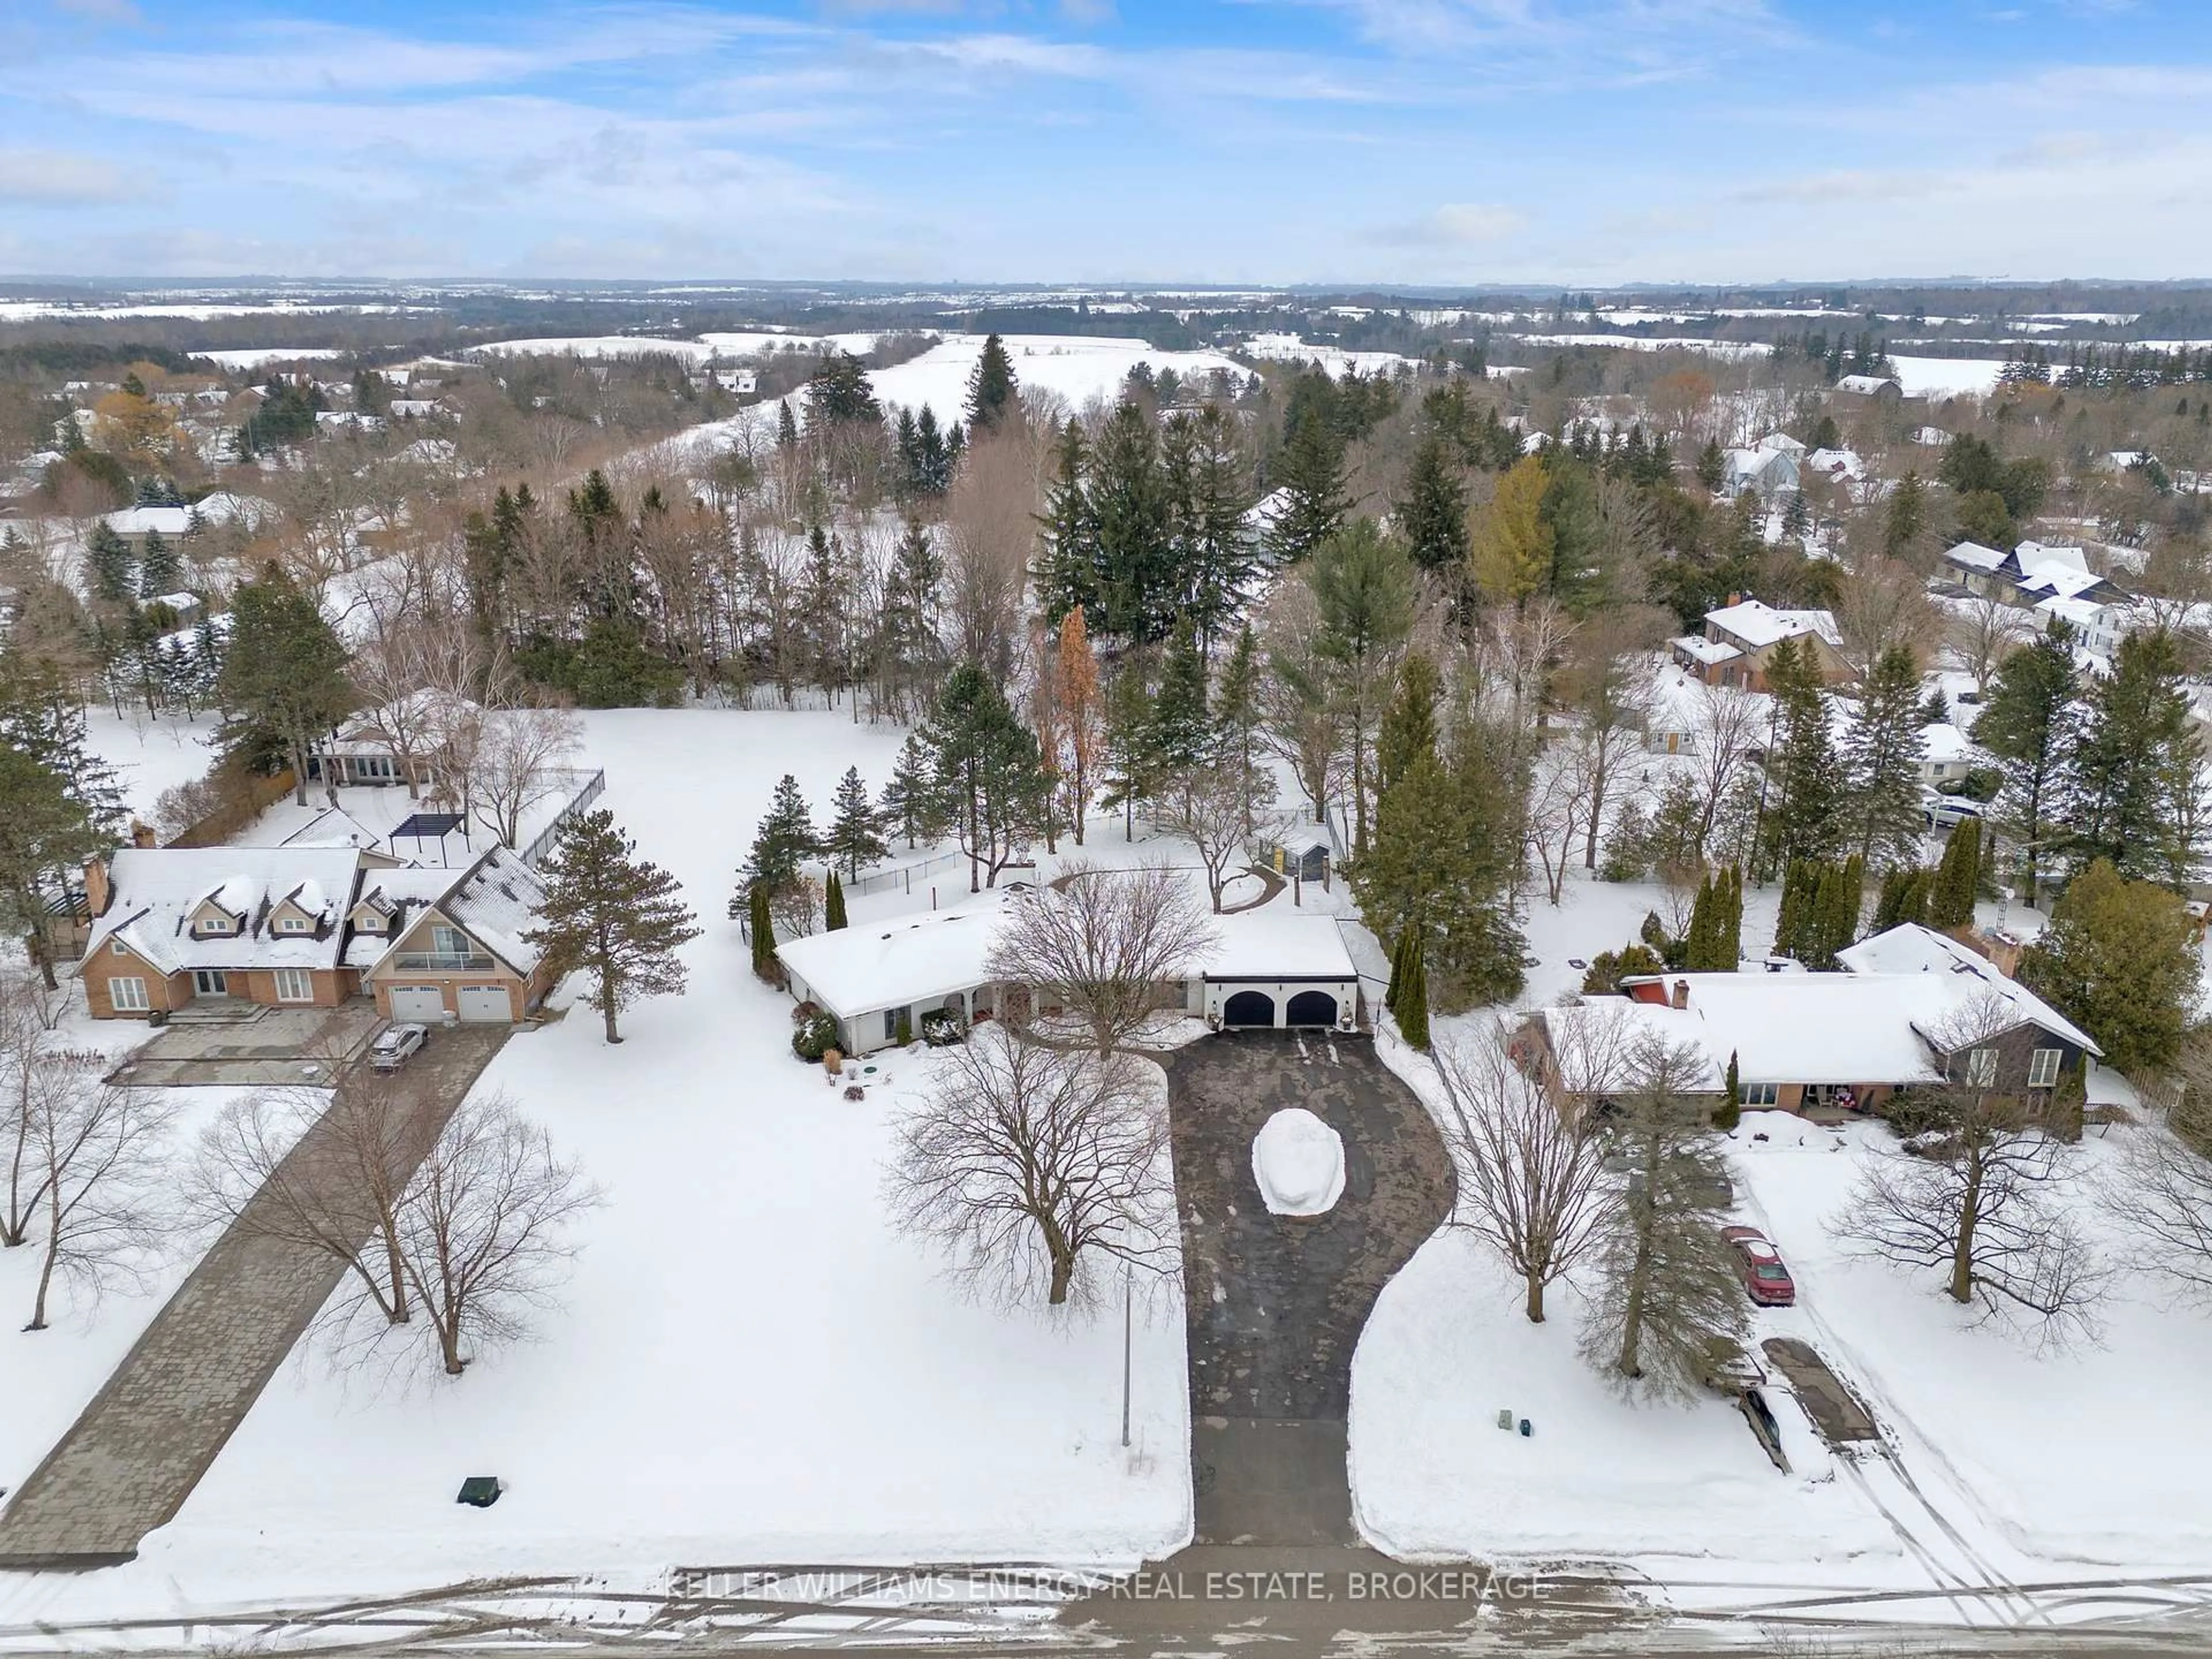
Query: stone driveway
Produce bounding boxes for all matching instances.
[1160,1028,1454,1547]
[105,1003,385,1089]
[0,1024,512,1569]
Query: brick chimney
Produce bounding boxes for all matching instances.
[82,856,111,919]
[130,819,157,849]
[1671,979,1690,1010]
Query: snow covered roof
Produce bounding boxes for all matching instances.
[87,847,365,976]
[270,805,387,851]
[1835,373,1901,395]
[1920,721,1980,764]
[1673,634,1743,666]
[778,895,1010,1017]
[1531,1002,1728,1094]
[1804,446,1862,479]
[343,866,462,969]
[1756,432,1806,456]
[1942,539,2009,574]
[1705,599,1842,651]
[1835,924,2098,1054]
[2014,540,2087,573]
[2016,558,2107,601]
[1199,911,1357,983]
[103,505,191,537]
[435,846,550,976]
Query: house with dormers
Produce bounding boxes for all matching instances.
[78,843,551,1025]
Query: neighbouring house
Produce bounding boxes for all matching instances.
[1834,373,1903,403]
[1722,446,1800,499]
[99,490,268,553]
[1755,431,1808,459]
[1919,721,1986,788]
[308,690,482,789]
[356,847,555,1025]
[1518,923,2100,1122]
[1672,599,1850,692]
[774,892,1361,1058]
[1941,539,2013,596]
[1802,446,1863,485]
[235,802,407,863]
[78,843,550,1024]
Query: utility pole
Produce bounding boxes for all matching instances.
[1120,1264,1133,1448]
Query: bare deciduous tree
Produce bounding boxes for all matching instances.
[1838,997,2107,1341]
[1524,741,1594,906]
[1835,556,1942,680]
[942,429,1040,687]
[1946,594,2033,698]
[986,862,1216,1054]
[396,1092,599,1376]
[0,968,67,1249]
[885,1030,1175,1309]
[21,1070,173,1330]
[1685,681,1767,851]
[2103,1093,2212,1301]
[469,705,583,847]
[1153,766,1255,914]
[1431,1024,1610,1323]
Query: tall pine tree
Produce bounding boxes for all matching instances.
[525,808,702,1044]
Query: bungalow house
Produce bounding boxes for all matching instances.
[1672,599,1851,692]
[309,690,482,789]
[78,844,551,1025]
[356,847,555,1025]
[774,891,1361,1058]
[1919,721,1986,788]
[1552,923,2103,1120]
[1941,539,2013,596]
[80,847,365,1018]
[1834,373,1903,403]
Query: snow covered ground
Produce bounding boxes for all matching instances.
[1238,333,1411,377]
[866,334,1255,426]
[191,348,346,370]
[81,707,218,824]
[3,710,1189,1624]
[1889,355,2008,398]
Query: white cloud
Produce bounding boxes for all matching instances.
[1372,201,1528,246]
[0,147,135,204]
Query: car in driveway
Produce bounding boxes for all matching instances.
[1923,792,1984,830]
[370,1022,429,1073]
[1722,1225,1796,1306]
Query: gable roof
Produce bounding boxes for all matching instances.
[1706,599,1843,652]
[1942,539,2011,575]
[86,847,364,975]
[1835,923,2099,1053]
[435,846,550,976]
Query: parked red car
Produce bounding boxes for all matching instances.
[1721,1226,1796,1306]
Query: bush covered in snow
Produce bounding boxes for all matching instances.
[920,1007,967,1046]
[791,1003,839,1062]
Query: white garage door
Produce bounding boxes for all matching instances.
[456,985,513,1023]
[388,986,445,1021]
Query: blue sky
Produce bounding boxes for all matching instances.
[3,0,2209,284]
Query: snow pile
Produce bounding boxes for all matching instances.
[1252,1108,1345,1216]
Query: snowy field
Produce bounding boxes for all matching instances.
[5,709,1190,1622]
[1239,333,1411,377]
[1889,355,2008,398]
[191,348,346,370]
[81,707,218,823]
[866,334,1256,426]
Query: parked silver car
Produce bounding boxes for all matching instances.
[370,1023,429,1073]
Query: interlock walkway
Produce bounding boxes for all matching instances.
[0,1025,510,1569]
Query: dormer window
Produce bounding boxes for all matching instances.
[278,915,309,933]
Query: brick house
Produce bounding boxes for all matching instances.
[1671,599,1853,693]
[79,844,551,1025]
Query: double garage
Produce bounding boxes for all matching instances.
[1218,986,1346,1028]
[384,983,519,1024]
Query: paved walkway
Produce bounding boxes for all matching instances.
[1158,1028,1454,1547]
[0,1025,511,1569]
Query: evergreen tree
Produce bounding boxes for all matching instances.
[1694,438,1726,492]
[1163,405,1255,655]
[1034,418,1099,629]
[1396,432,1468,573]
[880,733,950,849]
[1310,518,1416,855]
[1097,656,1156,839]
[738,774,817,908]
[824,764,890,879]
[1265,410,1351,566]
[1928,818,1980,930]
[748,881,777,982]
[1092,401,1175,642]
[2021,859,2201,1075]
[524,808,701,1044]
[1147,619,1211,775]
[1840,645,1928,869]
[0,744,107,989]
[1539,454,1607,613]
[137,526,180,597]
[1756,637,1844,878]
[1384,923,1410,1016]
[777,398,800,451]
[964,332,1019,433]
[805,352,882,427]
[1470,453,1552,603]
[2062,627,2202,888]
[922,660,1050,890]
[1717,1051,1742,1131]
[1884,471,1929,560]
[1212,621,1271,834]
[0,657,128,837]
[215,561,353,806]
[86,522,135,604]
[1972,622,2080,898]
[823,869,848,931]
[1375,649,1441,798]
[1397,926,1430,1050]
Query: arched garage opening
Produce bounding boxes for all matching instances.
[1285,989,1338,1027]
[1222,990,1277,1027]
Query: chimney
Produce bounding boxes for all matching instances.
[1671,979,1690,1011]
[130,819,157,849]
[82,856,111,919]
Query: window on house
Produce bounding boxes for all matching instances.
[109,976,149,1012]
[1965,1047,1998,1088]
[274,969,314,1003]
[278,915,308,933]
[2028,1047,2062,1089]
[1743,1082,1779,1107]
[433,925,468,957]
[110,939,128,956]
[884,1007,903,1040]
